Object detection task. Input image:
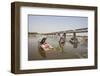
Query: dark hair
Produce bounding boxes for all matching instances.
[63,33,66,36]
[63,33,66,35]
[40,38,47,44]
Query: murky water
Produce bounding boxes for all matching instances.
[28,35,88,60]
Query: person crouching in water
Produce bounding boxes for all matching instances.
[40,37,53,51]
[59,33,66,53]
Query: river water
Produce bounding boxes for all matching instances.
[28,35,88,60]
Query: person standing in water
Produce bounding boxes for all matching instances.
[59,33,66,53]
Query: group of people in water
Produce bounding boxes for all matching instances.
[38,33,80,58]
[39,32,80,54]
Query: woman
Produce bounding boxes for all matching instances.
[40,37,53,51]
[59,33,66,53]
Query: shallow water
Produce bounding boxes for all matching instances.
[28,35,88,60]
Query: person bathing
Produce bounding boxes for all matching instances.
[40,37,53,51]
[59,33,66,53]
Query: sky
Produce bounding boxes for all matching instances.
[28,15,88,33]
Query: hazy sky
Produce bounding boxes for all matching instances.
[28,15,88,33]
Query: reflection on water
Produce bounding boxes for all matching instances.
[38,46,46,58]
[28,35,88,60]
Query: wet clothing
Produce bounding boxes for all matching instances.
[59,36,66,44]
